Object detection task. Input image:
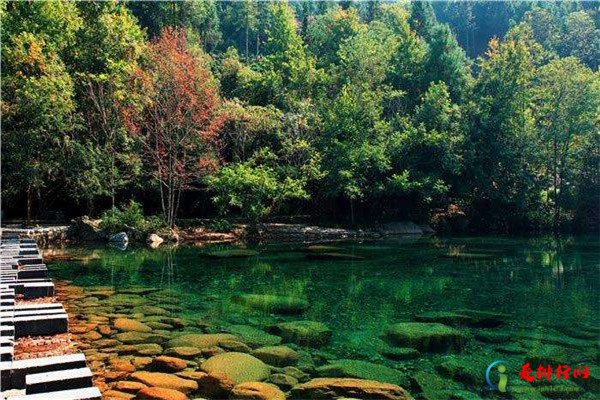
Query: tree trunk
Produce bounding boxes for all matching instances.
[553,135,560,237]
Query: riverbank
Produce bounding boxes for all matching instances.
[5,219,433,247]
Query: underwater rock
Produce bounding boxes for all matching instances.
[131,372,198,394]
[149,356,188,372]
[135,386,188,400]
[269,320,332,347]
[107,294,147,307]
[225,325,282,347]
[200,352,270,384]
[384,322,468,352]
[135,343,164,356]
[165,347,203,359]
[414,311,475,326]
[454,309,509,327]
[251,345,299,367]
[305,252,365,261]
[114,381,147,393]
[114,332,153,344]
[195,371,235,398]
[133,306,169,316]
[378,346,420,361]
[230,381,286,400]
[167,333,238,349]
[305,245,343,253]
[204,249,259,258]
[474,330,511,344]
[435,356,487,385]
[269,373,299,390]
[114,318,153,333]
[316,359,409,386]
[232,294,309,314]
[290,378,414,400]
[411,371,467,400]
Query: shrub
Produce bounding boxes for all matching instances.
[100,201,164,236]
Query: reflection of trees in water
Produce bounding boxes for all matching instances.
[159,248,176,290]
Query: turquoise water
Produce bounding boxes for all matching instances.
[48,235,599,398]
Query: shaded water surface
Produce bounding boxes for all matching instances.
[48,236,599,399]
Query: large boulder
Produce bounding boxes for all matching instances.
[268,321,332,347]
[167,333,238,349]
[316,360,409,386]
[233,294,309,314]
[68,216,105,242]
[200,352,269,385]
[149,356,188,372]
[384,322,468,352]
[131,372,198,394]
[109,232,129,244]
[230,382,286,400]
[290,378,413,400]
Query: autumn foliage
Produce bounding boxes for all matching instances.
[124,28,224,226]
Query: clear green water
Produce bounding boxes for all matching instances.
[48,235,599,398]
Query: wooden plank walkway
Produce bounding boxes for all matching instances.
[0,234,100,400]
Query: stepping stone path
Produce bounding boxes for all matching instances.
[0,234,101,400]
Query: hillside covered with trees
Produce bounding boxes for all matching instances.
[2,0,599,234]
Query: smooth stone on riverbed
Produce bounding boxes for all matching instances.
[384,322,468,352]
[205,249,259,258]
[268,320,332,347]
[225,325,282,347]
[251,345,298,367]
[290,378,414,400]
[231,382,286,400]
[200,352,270,384]
[149,356,188,372]
[316,359,409,386]
[167,333,238,349]
[115,318,153,333]
[378,346,420,361]
[165,347,203,359]
[131,372,198,394]
[233,294,309,314]
[136,386,188,400]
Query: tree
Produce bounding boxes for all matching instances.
[68,1,146,210]
[127,0,221,50]
[467,36,537,231]
[532,57,600,234]
[306,7,363,67]
[124,28,224,226]
[1,1,81,221]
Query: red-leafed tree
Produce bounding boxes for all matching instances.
[124,28,224,227]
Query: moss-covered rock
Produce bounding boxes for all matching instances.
[200,352,270,384]
[412,371,465,400]
[167,333,238,349]
[251,345,298,367]
[316,359,409,386]
[114,318,152,333]
[290,378,414,400]
[269,320,332,347]
[474,330,511,344]
[225,324,282,347]
[384,323,469,352]
[435,356,487,385]
[232,294,309,314]
[378,346,420,361]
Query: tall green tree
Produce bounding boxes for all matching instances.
[1,1,81,220]
[532,57,600,233]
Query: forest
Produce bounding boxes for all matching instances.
[1,0,599,234]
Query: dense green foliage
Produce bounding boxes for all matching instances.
[2,1,598,233]
[100,200,164,236]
